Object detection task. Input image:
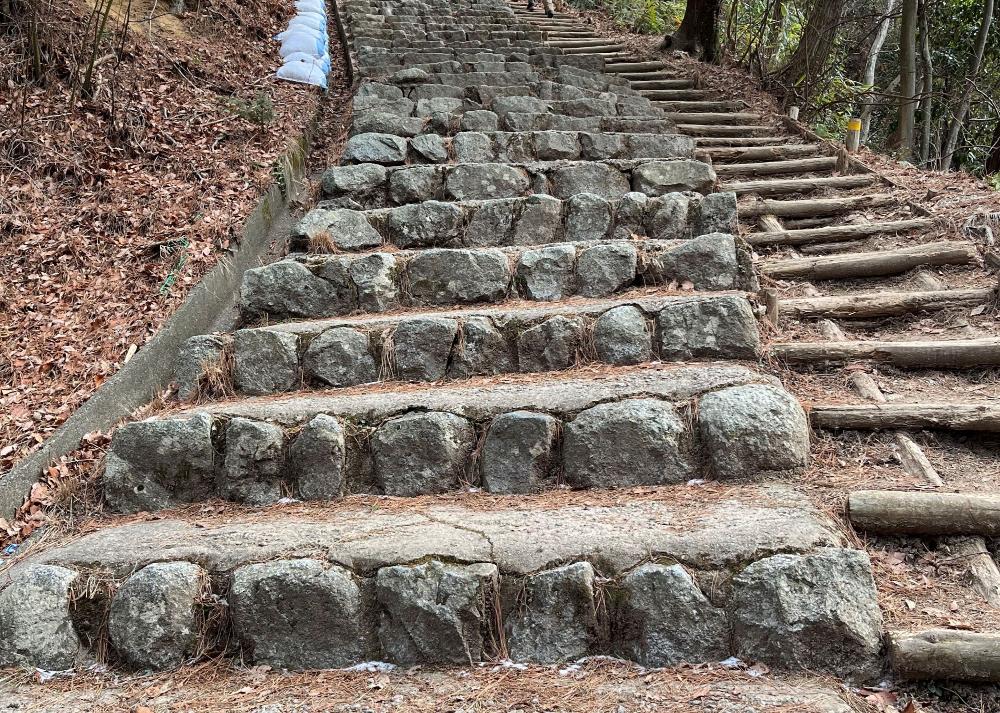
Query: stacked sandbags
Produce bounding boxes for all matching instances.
[275,0,330,89]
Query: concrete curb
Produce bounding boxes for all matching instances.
[0,128,314,520]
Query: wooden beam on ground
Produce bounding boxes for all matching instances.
[770,337,1000,368]
[714,156,838,178]
[725,174,876,196]
[748,217,936,247]
[762,241,978,281]
[891,630,1000,682]
[798,240,868,255]
[758,214,783,233]
[812,403,1000,432]
[848,490,1000,536]
[677,124,774,137]
[705,144,825,163]
[664,112,764,125]
[780,287,995,320]
[942,536,1000,608]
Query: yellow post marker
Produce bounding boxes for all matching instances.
[846,117,862,153]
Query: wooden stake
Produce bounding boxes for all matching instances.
[941,536,1000,608]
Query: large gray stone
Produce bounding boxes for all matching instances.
[410,133,449,163]
[656,296,760,361]
[302,327,378,387]
[550,163,629,200]
[643,233,739,290]
[697,384,809,480]
[220,417,285,505]
[618,563,729,667]
[448,317,514,378]
[533,131,580,160]
[613,192,649,240]
[289,413,345,500]
[387,201,463,248]
[352,111,425,138]
[564,399,693,488]
[372,411,476,495]
[415,97,464,117]
[104,413,216,512]
[446,164,530,200]
[648,193,691,240]
[694,191,738,235]
[594,305,651,366]
[350,253,400,312]
[233,329,299,396]
[729,549,883,680]
[451,132,494,163]
[564,192,612,242]
[174,334,230,401]
[240,261,344,320]
[388,165,441,204]
[466,199,516,246]
[574,242,637,297]
[632,160,716,196]
[109,562,204,671]
[376,561,498,664]
[293,209,383,251]
[580,132,627,160]
[343,133,408,165]
[356,83,403,101]
[512,194,563,245]
[481,411,559,494]
[505,562,596,663]
[460,110,500,132]
[517,315,584,372]
[322,163,388,197]
[392,317,458,381]
[0,564,79,670]
[406,248,510,305]
[515,244,576,301]
[230,559,365,669]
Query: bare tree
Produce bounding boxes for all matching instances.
[918,0,934,165]
[939,0,995,169]
[898,0,918,160]
[859,0,896,144]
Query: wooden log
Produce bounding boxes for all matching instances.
[705,144,825,162]
[628,79,695,89]
[714,156,838,178]
[758,214,784,233]
[645,90,716,101]
[849,490,1000,536]
[770,337,1000,368]
[677,124,774,137]
[798,240,868,255]
[891,630,1000,682]
[696,137,791,147]
[748,217,936,247]
[941,536,1000,607]
[739,195,896,218]
[724,174,876,196]
[651,100,743,113]
[813,403,1000,432]
[762,241,977,281]
[780,287,994,320]
[606,60,668,72]
[665,112,764,125]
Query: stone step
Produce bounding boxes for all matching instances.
[320,159,716,210]
[239,234,753,321]
[0,491,883,678]
[180,294,760,397]
[109,365,807,509]
[294,191,736,253]
[340,130,694,166]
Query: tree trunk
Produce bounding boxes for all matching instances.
[859,0,896,144]
[898,0,918,160]
[891,630,1000,682]
[773,0,846,106]
[760,0,785,70]
[665,0,723,62]
[986,122,1000,174]
[918,0,934,165]
[940,0,995,169]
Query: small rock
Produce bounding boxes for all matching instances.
[389,67,430,84]
[387,201,463,248]
[392,317,459,381]
[515,244,576,301]
[574,242,637,297]
[220,417,285,505]
[648,193,691,240]
[233,329,299,396]
[481,411,559,493]
[517,315,584,372]
[410,134,449,164]
[303,327,378,387]
[388,165,442,204]
[532,131,580,161]
[565,193,612,242]
[322,163,388,198]
[448,317,514,378]
[694,191,738,235]
[512,194,563,245]
[290,414,346,500]
[343,133,408,165]
[594,305,651,366]
[460,110,500,132]
[350,253,400,312]
[505,562,596,663]
[0,564,79,670]
[372,411,476,495]
[174,334,231,401]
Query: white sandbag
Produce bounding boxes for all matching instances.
[277,59,328,89]
[275,25,327,42]
[287,14,326,31]
[280,33,325,57]
[295,0,326,15]
[283,50,329,69]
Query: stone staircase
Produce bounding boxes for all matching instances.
[0,0,888,684]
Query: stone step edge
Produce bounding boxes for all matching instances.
[295,191,736,253]
[177,293,760,398]
[107,365,808,511]
[2,500,881,677]
[238,234,755,321]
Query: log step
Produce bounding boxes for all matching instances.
[762,240,978,281]
[714,156,838,178]
[849,490,1000,535]
[812,403,1000,432]
[739,193,898,218]
[724,174,877,197]
[892,630,1000,683]
[606,60,669,72]
[651,100,746,113]
[646,90,717,101]
[780,287,996,320]
[548,38,619,47]
[696,136,796,147]
[617,70,690,81]
[770,337,1000,368]
[665,112,764,126]
[677,124,775,137]
[705,144,826,163]
[559,44,626,54]
[628,79,696,90]
[748,217,937,246]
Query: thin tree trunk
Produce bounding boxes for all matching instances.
[773,0,846,106]
[898,0,918,160]
[986,122,1000,174]
[918,0,933,164]
[860,0,896,144]
[760,0,785,70]
[940,0,995,169]
[664,0,723,62]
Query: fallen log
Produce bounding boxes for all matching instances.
[665,112,764,125]
[941,536,1000,607]
[695,137,790,147]
[812,403,1000,432]
[704,144,824,162]
[780,288,995,319]
[714,156,838,178]
[739,193,897,218]
[848,490,1000,536]
[891,630,1000,682]
[770,337,1000,367]
[748,217,936,247]
[762,241,977,281]
[798,240,867,255]
[725,174,876,196]
[677,124,774,137]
